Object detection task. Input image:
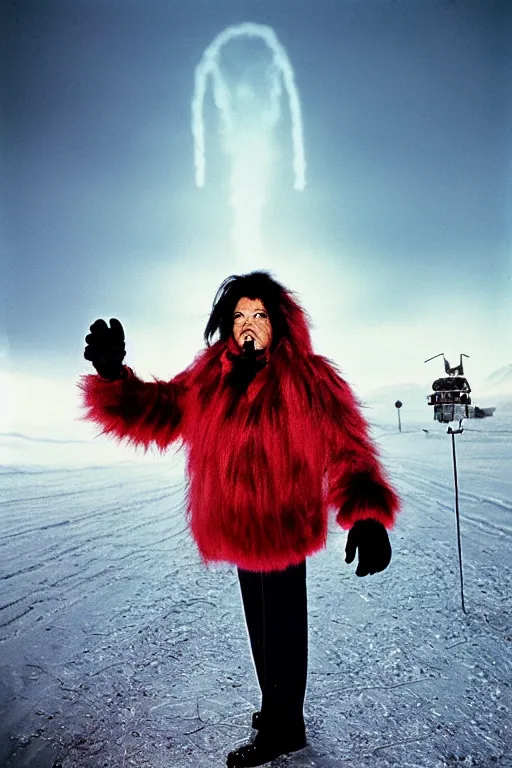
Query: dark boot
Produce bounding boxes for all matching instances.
[226,723,307,768]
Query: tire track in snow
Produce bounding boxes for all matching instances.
[0,464,191,640]
[393,464,512,510]
[392,465,512,539]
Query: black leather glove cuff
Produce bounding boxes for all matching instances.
[227,352,267,394]
[93,362,127,381]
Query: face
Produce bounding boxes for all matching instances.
[233,297,273,351]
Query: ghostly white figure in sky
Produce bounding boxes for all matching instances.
[192,23,306,268]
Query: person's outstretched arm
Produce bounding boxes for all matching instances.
[312,354,400,531]
[78,318,188,451]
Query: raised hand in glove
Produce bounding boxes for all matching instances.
[227,338,268,394]
[84,318,126,380]
[345,519,392,577]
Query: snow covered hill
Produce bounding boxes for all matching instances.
[486,363,512,390]
[479,364,512,413]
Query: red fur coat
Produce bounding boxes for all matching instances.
[79,302,400,571]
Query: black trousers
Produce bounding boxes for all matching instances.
[237,560,308,730]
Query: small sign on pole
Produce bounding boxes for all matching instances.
[395,400,403,432]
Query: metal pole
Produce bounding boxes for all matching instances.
[449,429,467,614]
[397,409,401,432]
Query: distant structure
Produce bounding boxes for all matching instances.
[425,353,495,425]
[424,352,497,614]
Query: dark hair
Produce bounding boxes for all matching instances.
[203,271,293,349]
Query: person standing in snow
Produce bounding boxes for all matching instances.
[80,271,400,768]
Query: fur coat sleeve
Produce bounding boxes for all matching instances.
[78,365,190,451]
[311,354,400,531]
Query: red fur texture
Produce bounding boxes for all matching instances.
[79,298,400,572]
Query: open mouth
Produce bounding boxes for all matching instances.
[242,332,262,350]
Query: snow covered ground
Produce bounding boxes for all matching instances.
[0,403,511,767]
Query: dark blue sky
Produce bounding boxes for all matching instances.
[2,0,510,384]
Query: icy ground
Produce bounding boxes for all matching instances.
[0,411,511,768]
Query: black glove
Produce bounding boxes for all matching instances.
[227,338,267,394]
[84,318,126,380]
[345,518,392,577]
